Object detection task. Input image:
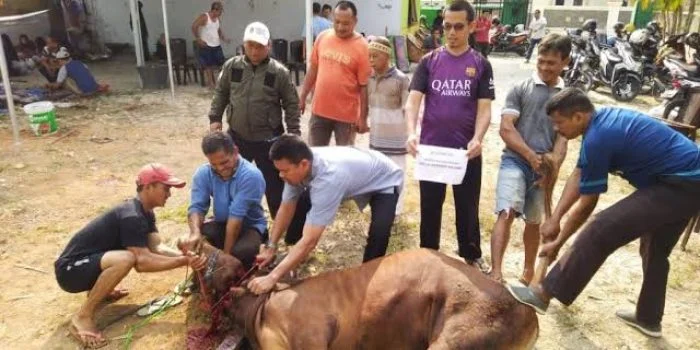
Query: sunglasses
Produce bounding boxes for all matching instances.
[443,23,467,32]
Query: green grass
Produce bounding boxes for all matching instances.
[157,203,189,224]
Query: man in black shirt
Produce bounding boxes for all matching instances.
[54,163,206,349]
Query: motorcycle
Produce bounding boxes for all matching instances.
[659,77,700,124]
[563,34,595,91]
[489,24,529,56]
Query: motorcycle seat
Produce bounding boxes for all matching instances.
[667,58,698,74]
[685,76,700,83]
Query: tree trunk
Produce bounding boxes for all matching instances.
[687,0,697,32]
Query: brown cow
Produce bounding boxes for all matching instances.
[204,248,538,349]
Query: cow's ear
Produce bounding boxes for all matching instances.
[230,286,246,297]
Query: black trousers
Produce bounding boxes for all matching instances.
[475,42,490,58]
[38,66,57,83]
[229,130,284,219]
[419,156,482,261]
[543,178,700,325]
[201,221,266,269]
[285,189,399,262]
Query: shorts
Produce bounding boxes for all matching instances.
[494,157,545,224]
[54,252,105,293]
[199,45,225,67]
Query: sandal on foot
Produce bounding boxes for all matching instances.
[68,325,108,349]
[136,295,183,317]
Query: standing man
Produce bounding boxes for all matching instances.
[405,0,494,272]
[474,10,492,57]
[246,134,404,294]
[55,164,205,349]
[303,2,332,43]
[322,4,333,21]
[489,34,571,284]
[192,1,230,88]
[208,21,300,221]
[178,132,269,269]
[507,89,700,338]
[300,1,372,146]
[525,9,547,63]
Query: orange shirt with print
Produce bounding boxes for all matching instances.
[311,30,371,123]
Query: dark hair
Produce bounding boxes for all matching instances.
[202,131,235,155]
[446,0,475,22]
[545,88,595,117]
[335,0,357,17]
[322,4,332,11]
[313,2,321,14]
[538,33,572,59]
[269,134,313,164]
[136,184,144,193]
[211,1,223,10]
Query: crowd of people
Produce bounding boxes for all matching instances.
[1,33,108,96]
[50,0,700,348]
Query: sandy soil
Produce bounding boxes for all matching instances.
[0,55,699,349]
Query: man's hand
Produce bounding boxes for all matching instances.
[299,96,307,115]
[538,239,563,264]
[540,219,561,242]
[247,274,278,295]
[356,119,369,134]
[466,138,482,159]
[185,252,207,271]
[256,246,277,268]
[196,38,207,48]
[177,234,202,254]
[527,153,543,174]
[406,134,419,157]
[209,122,222,132]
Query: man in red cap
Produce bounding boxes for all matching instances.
[54,163,206,349]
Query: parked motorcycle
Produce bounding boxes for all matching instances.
[659,77,700,123]
[600,41,644,101]
[489,24,529,56]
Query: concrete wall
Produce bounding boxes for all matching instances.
[93,0,404,56]
[542,6,633,32]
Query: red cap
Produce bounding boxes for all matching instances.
[136,163,186,188]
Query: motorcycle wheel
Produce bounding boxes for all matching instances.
[651,80,667,102]
[611,73,642,102]
[565,70,593,91]
[663,100,685,122]
[517,43,529,57]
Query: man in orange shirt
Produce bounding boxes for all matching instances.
[300,0,372,146]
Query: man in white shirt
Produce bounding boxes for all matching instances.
[525,9,547,63]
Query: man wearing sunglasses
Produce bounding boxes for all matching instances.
[406,0,495,272]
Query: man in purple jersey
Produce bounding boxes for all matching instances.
[405,0,495,272]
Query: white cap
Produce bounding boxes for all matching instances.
[55,47,70,59]
[243,22,270,46]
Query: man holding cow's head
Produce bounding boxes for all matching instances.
[178,132,268,269]
[508,88,700,338]
[54,164,206,349]
[247,134,404,294]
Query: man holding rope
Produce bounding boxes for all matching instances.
[54,164,206,349]
[507,88,700,338]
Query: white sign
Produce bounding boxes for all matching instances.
[414,145,468,185]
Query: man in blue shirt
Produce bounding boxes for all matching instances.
[178,132,268,268]
[303,2,332,43]
[507,88,700,338]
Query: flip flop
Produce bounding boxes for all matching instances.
[136,295,183,317]
[68,324,108,349]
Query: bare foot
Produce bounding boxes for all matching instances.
[519,269,533,285]
[490,272,504,284]
[88,287,129,303]
[70,314,107,349]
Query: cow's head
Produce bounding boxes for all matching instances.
[199,243,247,297]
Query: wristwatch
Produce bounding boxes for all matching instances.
[264,241,278,250]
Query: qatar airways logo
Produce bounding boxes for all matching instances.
[431,79,472,97]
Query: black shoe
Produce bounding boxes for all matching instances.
[505,284,549,315]
[615,309,662,338]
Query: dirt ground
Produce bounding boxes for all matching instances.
[1,55,699,349]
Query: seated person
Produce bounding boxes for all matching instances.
[47,49,109,95]
[17,34,38,59]
[54,164,206,349]
[178,132,268,269]
[38,36,67,83]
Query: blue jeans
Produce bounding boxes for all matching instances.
[525,38,542,60]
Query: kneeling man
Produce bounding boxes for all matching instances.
[54,163,206,348]
[179,132,268,268]
[248,134,404,294]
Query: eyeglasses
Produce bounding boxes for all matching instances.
[443,23,466,32]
